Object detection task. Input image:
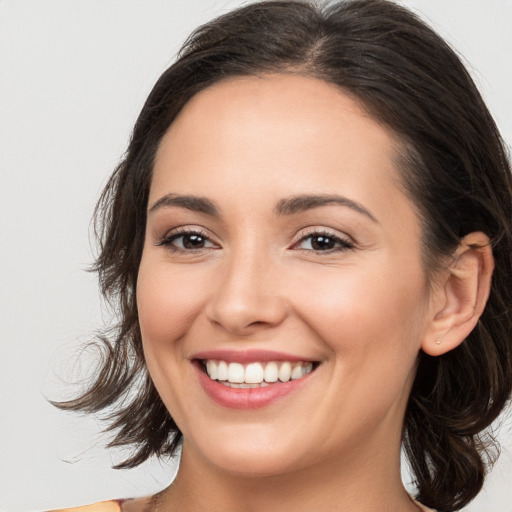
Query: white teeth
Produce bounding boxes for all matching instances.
[291,364,303,380]
[264,361,278,382]
[278,361,291,382]
[204,359,315,385]
[227,362,245,383]
[221,382,268,389]
[217,360,228,381]
[206,360,217,380]
[245,362,264,384]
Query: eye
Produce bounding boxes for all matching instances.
[294,231,354,252]
[156,228,218,252]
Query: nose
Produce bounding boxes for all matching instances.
[206,249,288,336]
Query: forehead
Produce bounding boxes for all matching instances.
[153,74,401,190]
[151,74,416,232]
[158,74,397,153]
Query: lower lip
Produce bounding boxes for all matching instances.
[194,362,314,409]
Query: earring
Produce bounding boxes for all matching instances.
[435,338,442,345]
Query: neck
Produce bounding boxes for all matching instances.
[157,435,418,512]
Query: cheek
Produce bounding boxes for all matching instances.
[294,260,428,361]
[136,257,205,352]
[296,263,428,428]
[136,256,205,423]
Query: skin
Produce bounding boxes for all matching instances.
[135,74,493,512]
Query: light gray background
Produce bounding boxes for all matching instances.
[1,1,511,511]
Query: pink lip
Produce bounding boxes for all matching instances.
[193,360,316,410]
[191,349,314,364]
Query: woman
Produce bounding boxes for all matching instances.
[50,0,512,511]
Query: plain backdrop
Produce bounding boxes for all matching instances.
[1,1,511,511]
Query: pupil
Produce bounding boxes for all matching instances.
[184,234,204,249]
[312,235,335,250]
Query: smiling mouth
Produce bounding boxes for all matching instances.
[198,359,319,388]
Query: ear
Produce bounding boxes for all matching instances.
[421,232,494,356]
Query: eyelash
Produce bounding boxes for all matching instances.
[293,229,354,253]
[155,228,215,253]
[156,228,354,254]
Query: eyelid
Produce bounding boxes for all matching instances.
[153,224,354,253]
[155,226,220,251]
[291,227,355,252]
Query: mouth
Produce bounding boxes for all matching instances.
[196,359,319,388]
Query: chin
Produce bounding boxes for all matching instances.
[186,426,312,478]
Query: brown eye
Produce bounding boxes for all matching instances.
[157,229,218,251]
[310,235,337,251]
[180,233,208,249]
[295,232,354,252]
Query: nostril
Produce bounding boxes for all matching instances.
[205,279,288,335]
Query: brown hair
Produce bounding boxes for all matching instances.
[55,1,512,510]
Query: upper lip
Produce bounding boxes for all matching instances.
[191,349,318,364]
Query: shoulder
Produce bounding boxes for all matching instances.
[47,500,125,512]
[46,497,151,512]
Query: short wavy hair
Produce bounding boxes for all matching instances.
[56,1,512,510]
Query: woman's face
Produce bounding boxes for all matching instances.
[137,74,434,477]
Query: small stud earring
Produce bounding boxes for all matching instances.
[435,339,442,345]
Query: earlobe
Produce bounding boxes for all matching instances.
[422,232,494,356]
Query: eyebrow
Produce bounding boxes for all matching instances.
[148,194,218,216]
[275,194,378,223]
[148,192,378,223]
